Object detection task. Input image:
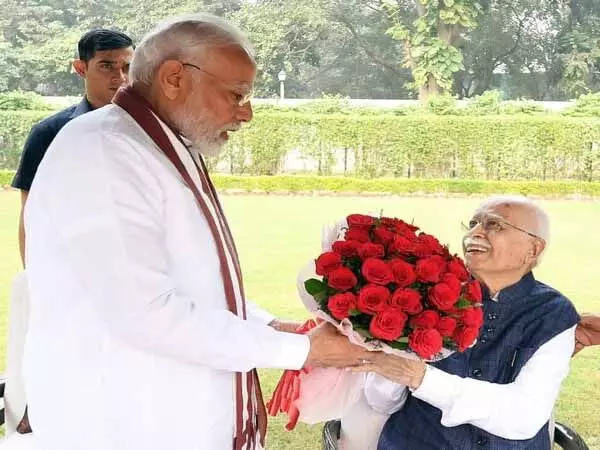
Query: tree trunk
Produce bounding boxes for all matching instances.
[419,76,441,101]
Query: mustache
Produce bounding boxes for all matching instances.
[219,123,242,133]
[463,236,491,249]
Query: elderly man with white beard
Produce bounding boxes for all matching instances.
[348,196,579,450]
[22,14,370,450]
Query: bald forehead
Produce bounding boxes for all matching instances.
[475,200,538,230]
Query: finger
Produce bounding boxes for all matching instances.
[347,358,378,372]
[348,365,375,373]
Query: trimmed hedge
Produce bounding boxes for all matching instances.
[4,170,598,197]
[211,175,600,197]
[218,113,600,181]
[0,170,14,186]
[3,110,600,182]
[0,111,51,170]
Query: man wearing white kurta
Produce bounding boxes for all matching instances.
[23,14,368,450]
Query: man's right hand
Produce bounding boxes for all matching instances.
[304,322,372,368]
[574,313,600,354]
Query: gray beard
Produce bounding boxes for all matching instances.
[189,139,225,158]
[171,109,226,158]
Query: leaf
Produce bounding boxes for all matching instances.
[388,340,410,350]
[454,298,472,309]
[356,328,374,339]
[304,278,326,296]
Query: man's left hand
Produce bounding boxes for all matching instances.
[351,352,427,390]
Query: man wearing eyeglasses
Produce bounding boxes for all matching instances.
[21,14,369,450]
[349,195,578,450]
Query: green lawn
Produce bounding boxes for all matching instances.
[1,190,599,449]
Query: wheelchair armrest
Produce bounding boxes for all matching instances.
[0,374,6,426]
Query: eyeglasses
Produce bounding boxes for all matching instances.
[181,62,253,107]
[461,216,542,240]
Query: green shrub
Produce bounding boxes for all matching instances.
[563,92,600,117]
[464,90,503,115]
[426,94,458,115]
[0,170,14,186]
[3,170,598,197]
[210,113,600,181]
[0,110,52,170]
[0,91,54,111]
[211,175,600,197]
[499,100,545,115]
[3,107,600,182]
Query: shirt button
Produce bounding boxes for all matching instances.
[485,326,495,334]
[479,338,487,344]
[476,436,488,445]
[487,313,498,320]
[472,368,482,377]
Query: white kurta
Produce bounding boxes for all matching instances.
[23,104,310,450]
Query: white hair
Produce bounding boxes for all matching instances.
[476,195,549,242]
[129,13,255,86]
[477,195,550,267]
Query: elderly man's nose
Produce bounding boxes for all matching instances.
[470,223,486,237]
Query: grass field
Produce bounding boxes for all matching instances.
[1,190,599,449]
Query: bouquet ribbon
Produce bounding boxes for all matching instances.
[266,319,319,430]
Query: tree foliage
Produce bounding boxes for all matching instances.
[0,0,599,99]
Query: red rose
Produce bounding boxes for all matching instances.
[428,283,460,311]
[382,218,419,236]
[327,292,357,320]
[379,217,400,229]
[358,243,386,260]
[436,316,457,337]
[362,258,394,285]
[327,267,358,291]
[347,214,375,230]
[415,256,446,283]
[389,260,417,288]
[447,258,469,282]
[441,272,462,296]
[315,252,343,276]
[417,233,444,255]
[453,325,480,352]
[389,288,423,315]
[345,228,370,243]
[458,307,484,328]
[357,285,390,315]
[332,240,361,258]
[464,280,483,303]
[369,308,408,341]
[409,328,443,360]
[392,235,416,255]
[373,226,395,246]
[410,310,440,329]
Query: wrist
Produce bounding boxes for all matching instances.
[409,361,427,390]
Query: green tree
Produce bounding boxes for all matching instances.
[385,0,482,100]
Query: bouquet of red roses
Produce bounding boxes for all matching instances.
[268,213,484,432]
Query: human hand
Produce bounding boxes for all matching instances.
[574,313,600,354]
[269,319,307,334]
[350,352,427,390]
[304,322,371,368]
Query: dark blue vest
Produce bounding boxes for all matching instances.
[378,272,579,450]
